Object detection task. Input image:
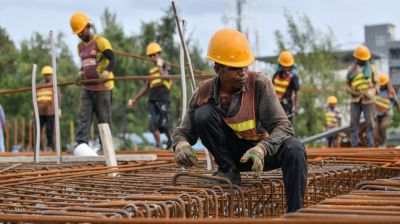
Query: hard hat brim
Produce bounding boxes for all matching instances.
[207,55,255,67]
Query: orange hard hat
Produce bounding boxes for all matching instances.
[278,50,294,67]
[327,96,338,105]
[70,12,90,34]
[146,43,162,55]
[353,45,371,61]
[207,28,254,67]
[379,73,389,86]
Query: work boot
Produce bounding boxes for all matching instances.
[212,169,242,186]
[166,139,172,150]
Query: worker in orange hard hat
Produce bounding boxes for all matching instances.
[172,28,306,212]
[272,50,300,122]
[37,66,61,151]
[375,74,398,147]
[346,44,379,147]
[127,42,173,149]
[70,12,116,149]
[325,96,342,148]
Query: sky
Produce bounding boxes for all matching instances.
[1,0,400,65]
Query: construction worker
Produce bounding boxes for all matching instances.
[70,12,116,148]
[346,45,379,147]
[325,96,342,147]
[272,50,300,121]
[37,66,60,151]
[173,29,307,212]
[375,74,397,147]
[127,43,173,149]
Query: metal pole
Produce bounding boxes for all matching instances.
[50,31,61,164]
[31,64,40,163]
[172,1,196,92]
[179,19,187,121]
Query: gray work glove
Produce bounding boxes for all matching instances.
[240,144,266,178]
[156,58,164,67]
[174,141,197,168]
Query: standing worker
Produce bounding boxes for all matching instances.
[375,74,397,147]
[37,66,61,151]
[272,50,300,121]
[346,45,378,147]
[70,12,116,149]
[173,29,307,212]
[127,43,173,149]
[325,96,342,147]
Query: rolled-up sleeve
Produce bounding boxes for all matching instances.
[172,94,199,150]
[256,74,294,156]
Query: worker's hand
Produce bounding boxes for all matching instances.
[97,70,110,83]
[240,144,266,178]
[156,58,164,67]
[74,71,84,86]
[174,141,197,168]
[127,98,137,108]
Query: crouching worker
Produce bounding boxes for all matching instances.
[172,28,307,212]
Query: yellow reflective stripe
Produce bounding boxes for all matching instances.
[150,79,171,89]
[274,86,286,93]
[274,79,289,86]
[150,67,159,74]
[375,96,390,109]
[37,90,52,102]
[236,133,260,141]
[227,119,256,132]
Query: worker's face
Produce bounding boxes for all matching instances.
[356,59,367,66]
[148,53,160,63]
[216,64,248,89]
[44,75,52,82]
[77,25,91,42]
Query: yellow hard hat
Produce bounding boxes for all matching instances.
[70,12,90,34]
[278,50,294,67]
[379,73,389,86]
[41,66,53,76]
[327,96,338,105]
[353,45,371,61]
[207,28,254,67]
[146,43,162,55]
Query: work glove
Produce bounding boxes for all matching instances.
[75,71,84,86]
[127,98,137,109]
[240,144,267,179]
[58,109,62,117]
[174,141,197,168]
[156,58,164,67]
[97,70,110,83]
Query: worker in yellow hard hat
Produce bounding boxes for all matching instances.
[37,66,61,151]
[70,12,116,149]
[346,44,379,147]
[272,50,300,122]
[172,28,306,212]
[127,42,173,149]
[325,96,342,148]
[375,74,398,147]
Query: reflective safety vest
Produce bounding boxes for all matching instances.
[325,109,340,129]
[37,86,55,115]
[148,66,172,89]
[273,73,291,102]
[196,72,268,141]
[351,72,372,91]
[375,95,390,113]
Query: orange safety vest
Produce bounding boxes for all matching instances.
[273,73,291,102]
[148,66,172,89]
[36,86,54,115]
[196,72,267,141]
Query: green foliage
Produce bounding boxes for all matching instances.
[274,11,345,144]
